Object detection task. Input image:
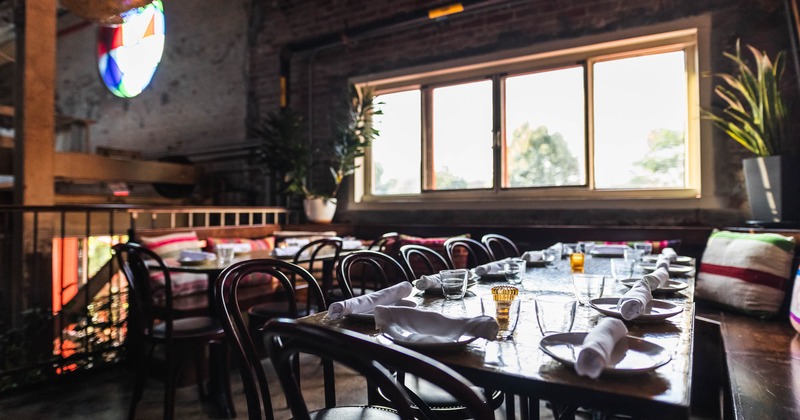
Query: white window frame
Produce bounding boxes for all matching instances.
[350,16,714,212]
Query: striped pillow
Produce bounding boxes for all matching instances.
[696,230,796,317]
[140,231,202,259]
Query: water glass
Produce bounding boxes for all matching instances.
[572,273,605,305]
[440,269,469,300]
[480,296,521,340]
[503,258,526,284]
[634,242,653,255]
[569,252,585,272]
[623,248,644,263]
[535,293,577,335]
[543,248,560,268]
[610,258,635,281]
[216,244,236,265]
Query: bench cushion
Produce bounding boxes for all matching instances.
[696,229,796,317]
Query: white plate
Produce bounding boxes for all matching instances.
[589,298,684,322]
[642,255,693,265]
[618,278,689,293]
[539,332,672,376]
[640,264,694,276]
[380,331,479,352]
[346,299,417,320]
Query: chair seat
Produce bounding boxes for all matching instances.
[310,405,399,419]
[378,377,504,419]
[151,316,223,339]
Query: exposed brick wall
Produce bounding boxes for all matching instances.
[249,0,796,226]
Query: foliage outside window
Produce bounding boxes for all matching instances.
[361,29,700,202]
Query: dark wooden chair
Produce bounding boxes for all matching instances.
[113,242,229,420]
[337,249,411,298]
[215,259,328,420]
[368,231,400,253]
[263,318,495,420]
[444,237,494,269]
[481,233,520,260]
[399,244,451,278]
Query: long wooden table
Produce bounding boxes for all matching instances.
[301,256,696,419]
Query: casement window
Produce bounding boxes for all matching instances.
[357,27,701,204]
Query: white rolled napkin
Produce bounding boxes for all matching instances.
[617,281,653,320]
[327,282,414,320]
[661,247,678,262]
[342,239,364,250]
[521,251,543,263]
[655,255,671,270]
[575,318,628,379]
[474,260,507,276]
[271,246,301,257]
[374,306,499,343]
[412,274,441,290]
[642,267,669,291]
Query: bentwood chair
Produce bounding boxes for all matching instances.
[337,250,411,298]
[215,259,328,420]
[399,244,451,278]
[368,231,400,253]
[444,237,494,269]
[264,318,495,420]
[481,234,521,260]
[113,243,228,420]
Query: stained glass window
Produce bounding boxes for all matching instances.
[97,0,165,98]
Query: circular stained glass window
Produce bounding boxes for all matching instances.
[97,1,165,98]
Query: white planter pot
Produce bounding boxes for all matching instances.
[303,197,337,224]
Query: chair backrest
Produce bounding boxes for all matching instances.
[293,237,343,297]
[215,259,327,420]
[481,233,520,260]
[399,244,451,278]
[113,242,174,348]
[444,237,493,268]
[263,318,494,420]
[337,250,411,298]
[368,232,400,254]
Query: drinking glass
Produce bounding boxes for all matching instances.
[610,258,635,281]
[503,258,526,284]
[543,248,560,269]
[572,273,605,305]
[481,296,521,340]
[535,293,577,335]
[569,252,585,273]
[440,269,469,300]
[216,244,236,265]
[624,248,644,272]
[634,242,653,255]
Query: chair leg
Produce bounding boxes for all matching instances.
[505,393,516,420]
[127,343,151,420]
[164,349,183,420]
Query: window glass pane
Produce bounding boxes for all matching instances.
[432,81,493,190]
[593,51,687,189]
[372,90,422,195]
[505,67,585,187]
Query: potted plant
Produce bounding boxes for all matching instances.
[256,85,380,223]
[703,40,799,223]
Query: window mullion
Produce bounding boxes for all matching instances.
[421,87,434,191]
[493,74,503,191]
[584,60,595,190]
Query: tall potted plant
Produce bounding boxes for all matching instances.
[704,40,798,223]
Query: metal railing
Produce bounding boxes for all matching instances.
[0,205,289,393]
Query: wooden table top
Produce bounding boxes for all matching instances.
[301,256,696,419]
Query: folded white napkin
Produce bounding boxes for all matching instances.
[655,255,671,270]
[179,250,216,261]
[617,281,653,320]
[590,244,628,256]
[521,251,543,263]
[374,306,499,343]
[575,318,628,379]
[642,267,669,291]
[474,260,507,276]
[271,246,301,257]
[327,282,413,320]
[412,274,441,290]
[230,243,252,253]
[342,239,363,250]
[661,247,678,262]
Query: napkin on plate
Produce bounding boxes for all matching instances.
[521,251,543,263]
[575,318,628,379]
[617,281,653,320]
[342,239,364,250]
[661,247,678,263]
[655,255,671,270]
[374,306,499,343]
[413,274,441,290]
[642,267,669,291]
[271,246,301,257]
[474,260,507,276]
[327,282,414,320]
[179,250,216,261]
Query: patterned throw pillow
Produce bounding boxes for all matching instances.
[205,237,274,253]
[139,231,202,259]
[696,230,796,317]
[384,234,470,273]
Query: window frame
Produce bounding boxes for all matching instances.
[351,17,709,210]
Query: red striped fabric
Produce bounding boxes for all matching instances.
[700,263,788,291]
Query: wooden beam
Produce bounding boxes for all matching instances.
[53,152,199,184]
